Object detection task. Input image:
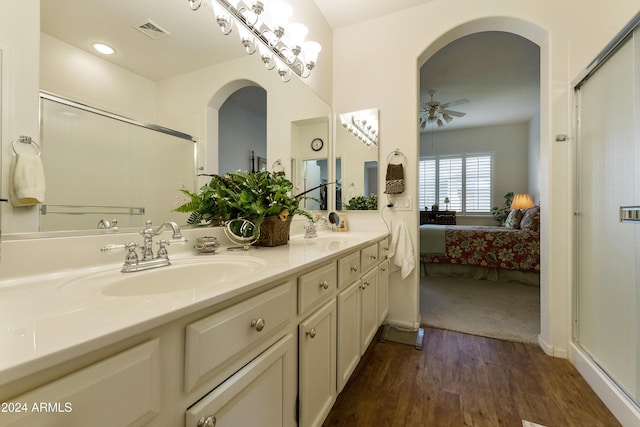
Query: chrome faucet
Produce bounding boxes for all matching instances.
[98,218,118,232]
[101,220,187,273]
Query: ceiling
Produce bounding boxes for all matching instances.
[420,31,540,132]
[41,0,540,131]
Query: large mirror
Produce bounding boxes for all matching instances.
[1,0,331,237]
[335,108,379,210]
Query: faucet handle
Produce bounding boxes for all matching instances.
[156,240,169,259]
[124,242,139,264]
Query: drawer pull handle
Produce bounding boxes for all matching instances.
[250,318,266,332]
[198,415,216,427]
[319,280,329,290]
[350,265,359,272]
[306,328,317,339]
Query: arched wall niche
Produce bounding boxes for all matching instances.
[416,16,555,354]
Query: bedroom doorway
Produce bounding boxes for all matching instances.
[417,28,542,344]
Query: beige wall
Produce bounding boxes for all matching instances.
[332,0,640,355]
[0,1,40,233]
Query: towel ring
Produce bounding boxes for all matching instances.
[386,149,406,165]
[12,136,41,156]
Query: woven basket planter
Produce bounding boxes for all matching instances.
[255,215,293,247]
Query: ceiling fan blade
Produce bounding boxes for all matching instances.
[441,109,466,118]
[440,98,469,108]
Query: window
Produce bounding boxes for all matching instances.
[418,153,493,214]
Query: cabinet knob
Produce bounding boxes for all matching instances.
[363,280,370,287]
[250,318,266,332]
[350,265,359,272]
[198,415,216,427]
[370,255,377,260]
[319,280,329,290]
[306,328,317,339]
[360,282,367,290]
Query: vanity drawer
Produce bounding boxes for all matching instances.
[185,282,293,393]
[337,251,361,289]
[360,243,380,273]
[298,262,337,314]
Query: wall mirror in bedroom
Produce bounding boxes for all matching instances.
[335,108,379,210]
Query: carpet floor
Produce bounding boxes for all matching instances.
[420,276,540,344]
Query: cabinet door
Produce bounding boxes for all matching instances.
[378,259,389,324]
[1,340,160,427]
[299,300,336,427]
[185,334,296,427]
[337,281,361,392]
[360,268,378,354]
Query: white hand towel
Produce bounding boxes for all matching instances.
[388,220,415,279]
[9,153,46,207]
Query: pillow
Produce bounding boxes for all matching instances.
[520,206,540,232]
[504,209,523,229]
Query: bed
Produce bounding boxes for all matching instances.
[420,206,540,283]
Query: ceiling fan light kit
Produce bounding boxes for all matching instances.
[419,89,468,130]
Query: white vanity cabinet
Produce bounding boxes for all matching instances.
[0,340,161,427]
[378,259,390,324]
[336,242,389,394]
[359,267,379,353]
[184,282,294,393]
[297,261,338,427]
[298,300,337,427]
[185,334,296,427]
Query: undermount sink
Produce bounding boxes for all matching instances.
[60,256,267,297]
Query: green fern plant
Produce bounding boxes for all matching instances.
[175,171,319,233]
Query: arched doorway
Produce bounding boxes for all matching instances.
[416,17,552,350]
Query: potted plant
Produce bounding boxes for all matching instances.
[491,191,514,225]
[175,170,317,246]
[344,194,378,210]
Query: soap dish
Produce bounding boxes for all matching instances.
[193,236,220,254]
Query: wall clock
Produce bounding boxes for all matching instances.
[311,137,324,151]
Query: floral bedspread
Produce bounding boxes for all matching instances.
[421,225,540,272]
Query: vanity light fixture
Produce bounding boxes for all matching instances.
[91,42,115,55]
[187,0,321,83]
[341,114,378,147]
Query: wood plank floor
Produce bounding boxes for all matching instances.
[322,327,621,427]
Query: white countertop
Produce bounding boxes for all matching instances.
[0,229,387,386]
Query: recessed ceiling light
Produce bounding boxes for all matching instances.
[91,42,115,55]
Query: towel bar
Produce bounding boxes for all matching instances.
[39,204,145,216]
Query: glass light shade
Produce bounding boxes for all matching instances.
[238,26,256,54]
[511,193,534,209]
[286,23,308,47]
[212,2,230,20]
[303,40,321,63]
[267,0,292,30]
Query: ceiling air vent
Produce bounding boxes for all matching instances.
[134,19,170,40]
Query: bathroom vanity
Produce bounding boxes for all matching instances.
[0,228,389,427]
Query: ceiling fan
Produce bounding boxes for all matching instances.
[419,89,469,129]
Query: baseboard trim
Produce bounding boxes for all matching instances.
[537,334,568,358]
[569,342,640,426]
